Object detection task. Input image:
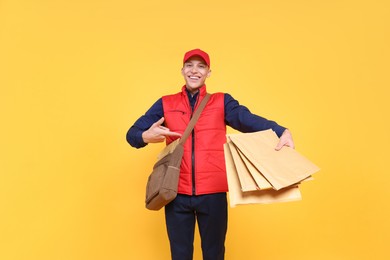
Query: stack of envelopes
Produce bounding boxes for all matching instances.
[224,129,320,207]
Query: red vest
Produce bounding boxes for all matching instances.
[162,86,228,195]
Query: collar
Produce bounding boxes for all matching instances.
[181,84,207,97]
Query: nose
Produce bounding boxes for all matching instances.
[190,66,198,73]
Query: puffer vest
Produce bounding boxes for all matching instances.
[162,86,228,195]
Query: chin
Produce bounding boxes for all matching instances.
[189,86,201,91]
[191,85,202,89]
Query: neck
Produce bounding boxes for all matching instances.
[186,88,199,96]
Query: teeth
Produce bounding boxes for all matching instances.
[190,76,199,79]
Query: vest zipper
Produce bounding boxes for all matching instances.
[191,130,196,195]
[190,96,198,195]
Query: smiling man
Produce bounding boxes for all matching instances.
[181,50,211,94]
[126,49,294,260]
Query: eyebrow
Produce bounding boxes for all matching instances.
[184,61,207,66]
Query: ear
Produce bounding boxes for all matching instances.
[207,69,212,78]
[181,68,185,76]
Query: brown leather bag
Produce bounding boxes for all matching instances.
[145,94,211,210]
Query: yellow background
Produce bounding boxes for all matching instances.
[1,0,389,259]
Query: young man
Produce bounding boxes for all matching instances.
[126,49,294,260]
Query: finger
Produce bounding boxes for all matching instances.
[275,140,285,151]
[153,117,165,127]
[275,142,283,151]
[159,126,169,131]
[149,135,166,143]
[163,131,182,137]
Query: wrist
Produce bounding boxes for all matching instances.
[142,131,150,144]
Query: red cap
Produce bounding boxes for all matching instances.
[183,49,210,67]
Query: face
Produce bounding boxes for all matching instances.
[181,56,211,94]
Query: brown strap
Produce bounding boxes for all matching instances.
[179,93,211,144]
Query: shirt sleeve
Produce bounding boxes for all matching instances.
[224,93,286,137]
[126,98,164,148]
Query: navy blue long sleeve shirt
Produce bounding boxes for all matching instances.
[126,92,286,148]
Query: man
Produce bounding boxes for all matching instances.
[126,49,294,260]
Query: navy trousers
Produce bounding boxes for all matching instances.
[165,193,228,260]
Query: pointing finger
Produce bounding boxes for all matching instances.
[164,131,182,137]
[154,117,165,127]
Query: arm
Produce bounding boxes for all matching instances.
[126,98,181,148]
[141,117,181,144]
[224,93,286,136]
[224,93,295,149]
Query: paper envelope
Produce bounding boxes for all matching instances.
[227,140,259,191]
[224,144,302,207]
[228,130,320,190]
[226,137,273,191]
[236,146,274,190]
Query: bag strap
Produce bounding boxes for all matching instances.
[179,93,211,145]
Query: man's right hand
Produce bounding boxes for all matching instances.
[142,117,182,144]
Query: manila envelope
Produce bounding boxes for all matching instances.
[226,138,273,191]
[224,144,302,207]
[227,140,259,191]
[236,144,274,190]
[235,141,314,188]
[228,130,320,190]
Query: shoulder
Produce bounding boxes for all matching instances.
[206,92,238,107]
[220,93,238,104]
[162,91,182,101]
[209,92,225,99]
[210,92,235,100]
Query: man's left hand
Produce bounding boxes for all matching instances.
[275,129,295,151]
